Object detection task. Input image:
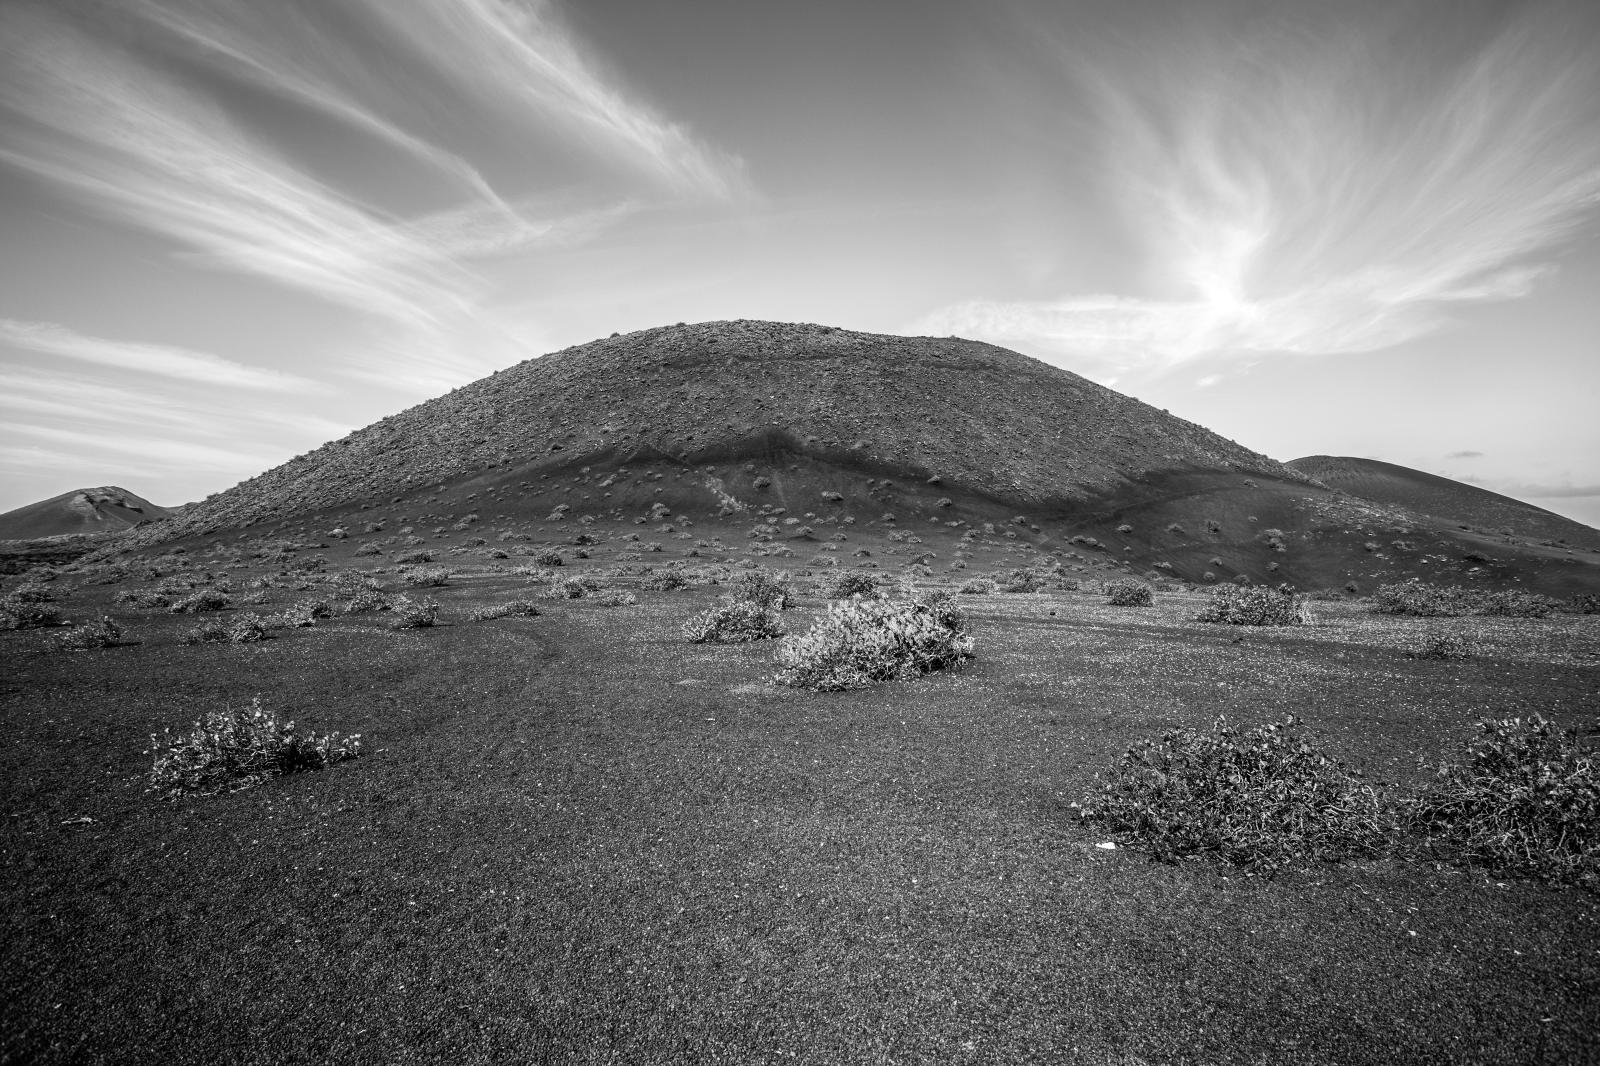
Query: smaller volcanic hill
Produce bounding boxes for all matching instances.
[0,486,172,541]
[1288,457,1600,550]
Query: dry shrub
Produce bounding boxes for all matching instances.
[773,594,972,691]
[147,697,360,799]
[684,600,783,644]
[1196,584,1309,626]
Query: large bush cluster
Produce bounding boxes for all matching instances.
[1409,715,1597,887]
[1104,580,1153,607]
[683,600,784,644]
[147,697,360,799]
[773,593,973,691]
[1080,717,1387,874]
[1196,584,1310,626]
[1373,579,1555,619]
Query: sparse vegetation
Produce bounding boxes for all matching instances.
[1079,717,1388,874]
[1196,584,1310,626]
[824,571,879,599]
[773,593,973,691]
[683,600,784,644]
[146,696,360,799]
[1104,580,1153,607]
[467,599,541,621]
[1409,715,1597,887]
[387,595,440,629]
[1373,579,1555,618]
[53,616,123,651]
[401,565,450,587]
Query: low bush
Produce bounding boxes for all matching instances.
[54,617,123,651]
[340,587,394,614]
[1104,580,1153,607]
[1478,590,1556,619]
[168,589,230,614]
[1408,715,1597,886]
[548,577,600,600]
[147,697,360,799]
[1372,579,1479,617]
[824,571,879,599]
[401,565,450,587]
[1567,593,1600,615]
[532,550,564,567]
[1078,717,1388,874]
[1196,584,1310,626]
[1404,632,1472,660]
[388,596,440,629]
[275,599,332,628]
[684,600,784,643]
[729,569,794,609]
[468,599,541,621]
[0,598,65,629]
[773,594,973,691]
[183,613,270,645]
[113,589,171,610]
[641,571,690,592]
[594,590,638,608]
[958,578,996,595]
[999,567,1047,593]
[8,583,52,603]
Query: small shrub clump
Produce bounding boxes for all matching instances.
[388,596,440,629]
[958,578,996,595]
[167,589,230,614]
[824,571,879,599]
[548,577,601,600]
[729,569,795,609]
[1409,715,1597,886]
[1104,580,1154,607]
[773,594,973,691]
[684,600,784,644]
[54,617,123,651]
[999,567,1046,593]
[401,565,450,588]
[1404,632,1472,660]
[147,697,360,799]
[641,571,690,592]
[1079,717,1388,874]
[594,590,638,608]
[1196,584,1310,626]
[0,598,65,630]
[468,599,541,621]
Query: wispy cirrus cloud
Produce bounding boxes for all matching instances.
[363,0,747,199]
[0,318,320,392]
[916,2,1600,374]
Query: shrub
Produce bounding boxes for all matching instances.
[401,565,450,587]
[594,590,638,607]
[958,578,996,595]
[684,600,784,643]
[641,571,690,592]
[146,697,360,799]
[1409,715,1597,886]
[340,587,394,614]
[1196,584,1310,626]
[114,589,171,610]
[1372,579,1477,617]
[168,589,230,614]
[1478,590,1556,619]
[729,569,794,609]
[1105,580,1153,607]
[468,599,541,621]
[54,617,123,651]
[773,594,973,691]
[1404,632,1472,660]
[533,550,564,567]
[548,577,600,600]
[1567,594,1600,615]
[824,571,879,599]
[0,598,65,629]
[8,582,52,603]
[277,599,332,628]
[395,549,434,564]
[999,567,1046,593]
[227,613,270,643]
[1079,717,1387,874]
[354,543,382,557]
[181,619,231,645]
[388,595,440,629]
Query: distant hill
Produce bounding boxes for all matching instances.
[1288,457,1600,550]
[96,321,1600,597]
[0,486,172,541]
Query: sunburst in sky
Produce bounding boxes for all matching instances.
[2,0,1598,523]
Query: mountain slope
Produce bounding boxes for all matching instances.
[1288,456,1600,550]
[0,486,172,540]
[131,320,1307,541]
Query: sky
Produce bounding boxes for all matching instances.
[2,0,1598,525]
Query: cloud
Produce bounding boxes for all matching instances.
[1494,481,1600,500]
[0,318,321,392]
[916,2,1600,374]
[1448,450,1486,460]
[361,0,746,198]
[6,422,284,471]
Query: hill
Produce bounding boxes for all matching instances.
[1288,456,1600,550]
[99,321,1600,598]
[0,486,172,541]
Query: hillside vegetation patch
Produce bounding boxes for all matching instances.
[774,593,973,691]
